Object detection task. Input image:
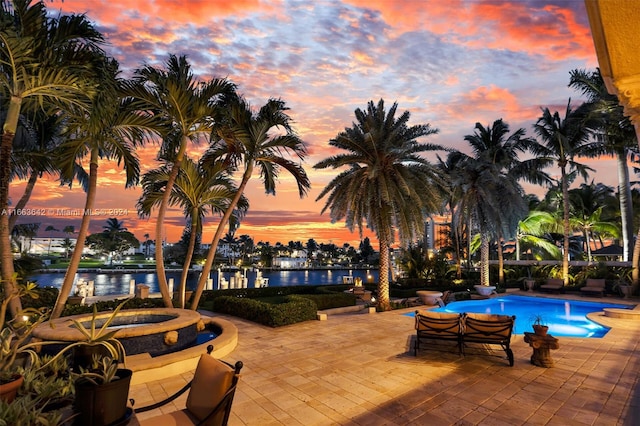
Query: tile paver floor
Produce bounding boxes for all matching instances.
[130,293,640,425]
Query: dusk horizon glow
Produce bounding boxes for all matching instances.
[9,0,616,248]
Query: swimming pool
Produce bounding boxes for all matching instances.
[428,295,635,338]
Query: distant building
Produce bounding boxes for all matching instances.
[273,254,307,268]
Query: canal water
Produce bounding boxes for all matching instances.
[28,268,379,296]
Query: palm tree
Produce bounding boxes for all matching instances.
[446,151,528,287]
[448,120,546,286]
[0,0,103,316]
[137,157,248,308]
[237,234,254,265]
[8,110,88,232]
[44,225,58,255]
[515,210,562,261]
[531,101,599,285]
[50,58,155,319]
[128,54,237,308]
[570,206,619,261]
[143,233,151,258]
[103,218,127,233]
[569,68,637,262]
[192,97,310,310]
[315,99,445,310]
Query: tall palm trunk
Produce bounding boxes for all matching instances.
[51,149,99,319]
[561,165,570,285]
[0,97,23,316]
[178,209,199,309]
[632,122,640,291]
[451,207,462,278]
[377,230,391,311]
[155,138,189,308]
[632,229,640,290]
[480,234,490,286]
[497,237,504,285]
[583,230,593,261]
[466,218,473,274]
[616,150,633,262]
[8,170,39,231]
[192,164,253,310]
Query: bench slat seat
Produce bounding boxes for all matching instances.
[414,311,515,366]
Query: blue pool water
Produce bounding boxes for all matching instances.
[426,295,635,338]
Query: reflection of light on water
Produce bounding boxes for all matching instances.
[565,301,571,321]
[550,324,598,338]
[500,302,505,312]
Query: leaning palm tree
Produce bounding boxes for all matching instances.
[192,97,310,310]
[137,157,248,308]
[0,0,103,316]
[8,110,89,232]
[315,99,446,310]
[50,58,155,319]
[531,101,600,285]
[569,68,638,262]
[128,54,237,308]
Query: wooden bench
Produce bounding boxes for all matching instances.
[414,311,515,366]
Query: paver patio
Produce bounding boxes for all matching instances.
[130,292,640,425]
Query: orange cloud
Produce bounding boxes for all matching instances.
[345,0,595,62]
[55,0,275,26]
[444,84,538,125]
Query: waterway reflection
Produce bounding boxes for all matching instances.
[28,268,379,296]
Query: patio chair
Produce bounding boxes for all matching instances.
[580,278,606,297]
[414,311,463,356]
[540,278,564,293]
[462,313,515,366]
[135,345,243,426]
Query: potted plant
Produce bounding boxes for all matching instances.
[613,281,633,298]
[72,355,133,426]
[0,281,49,402]
[531,315,549,336]
[57,298,130,371]
[19,353,75,412]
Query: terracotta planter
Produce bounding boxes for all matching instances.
[73,369,132,426]
[533,324,549,336]
[524,279,535,291]
[619,285,633,299]
[0,374,24,403]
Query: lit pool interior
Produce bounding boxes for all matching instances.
[418,294,635,338]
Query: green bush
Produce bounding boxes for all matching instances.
[297,293,356,310]
[200,285,318,304]
[212,294,318,327]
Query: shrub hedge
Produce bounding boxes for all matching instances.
[297,293,356,310]
[212,294,318,327]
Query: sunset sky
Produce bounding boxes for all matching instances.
[10,0,612,248]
